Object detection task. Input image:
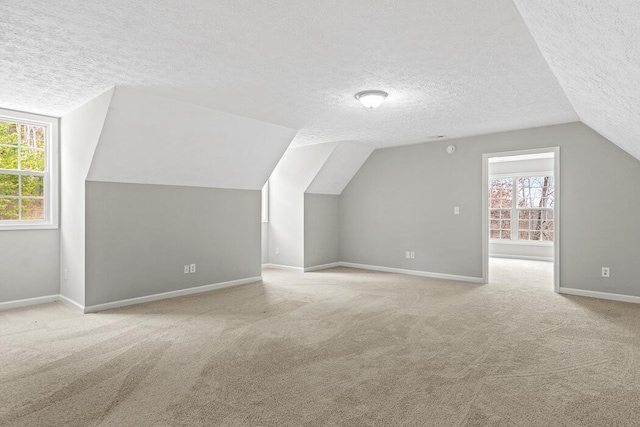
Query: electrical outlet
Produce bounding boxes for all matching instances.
[411,251,415,259]
[405,251,411,259]
[184,265,190,274]
[190,263,196,273]
[454,206,460,215]
[601,267,610,278]
[275,247,280,255]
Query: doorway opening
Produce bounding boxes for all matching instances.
[482,148,560,292]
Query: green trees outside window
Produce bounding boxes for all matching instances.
[0,121,46,221]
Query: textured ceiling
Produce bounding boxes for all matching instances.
[1,0,577,148]
[513,0,640,160]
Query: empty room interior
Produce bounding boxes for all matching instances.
[2,1,640,425]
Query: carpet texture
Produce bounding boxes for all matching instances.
[2,259,640,426]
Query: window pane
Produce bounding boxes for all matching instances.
[490,230,500,239]
[22,198,44,220]
[1,116,51,226]
[21,149,45,172]
[489,178,512,210]
[22,175,44,197]
[490,220,499,230]
[501,230,510,239]
[518,176,554,208]
[0,122,19,146]
[0,174,19,196]
[516,208,554,242]
[490,210,500,220]
[502,220,511,230]
[18,124,45,149]
[543,177,555,208]
[0,198,19,220]
[501,210,510,219]
[0,145,19,170]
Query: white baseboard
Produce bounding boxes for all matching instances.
[83,276,262,314]
[559,287,640,304]
[490,254,553,262]
[58,295,85,312]
[262,263,304,272]
[338,262,485,284]
[0,294,59,311]
[304,262,341,272]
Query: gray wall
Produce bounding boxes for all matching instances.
[489,243,553,262]
[340,122,640,296]
[85,182,261,306]
[0,230,59,302]
[304,194,340,268]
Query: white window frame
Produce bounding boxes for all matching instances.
[0,108,59,230]
[489,171,554,246]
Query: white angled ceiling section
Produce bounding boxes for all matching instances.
[306,143,374,195]
[87,87,297,190]
[514,0,640,159]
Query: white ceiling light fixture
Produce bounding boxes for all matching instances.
[355,90,388,109]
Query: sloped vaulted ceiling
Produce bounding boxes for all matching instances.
[4,1,637,156]
[514,0,640,159]
[1,0,577,149]
[306,143,374,195]
[87,87,297,190]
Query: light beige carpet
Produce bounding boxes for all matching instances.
[2,259,640,426]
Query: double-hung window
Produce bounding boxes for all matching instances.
[0,109,58,229]
[489,175,554,242]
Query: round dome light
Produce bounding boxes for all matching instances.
[355,90,388,109]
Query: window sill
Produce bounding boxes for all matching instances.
[0,223,58,231]
[489,239,553,247]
